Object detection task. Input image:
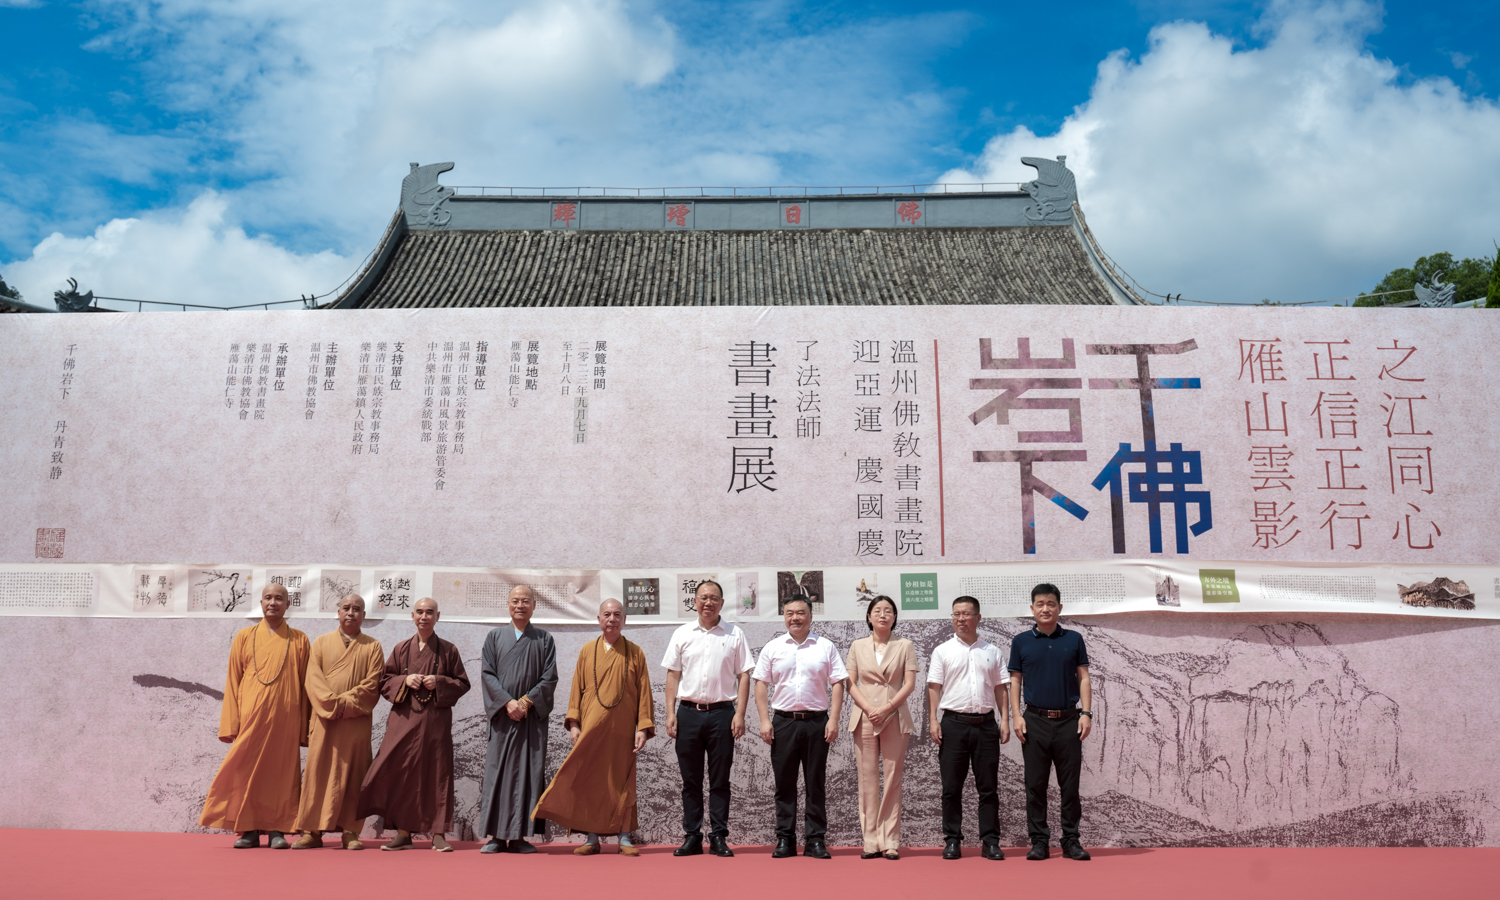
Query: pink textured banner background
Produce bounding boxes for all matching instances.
[3,613,1493,846]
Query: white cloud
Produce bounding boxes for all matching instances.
[941,0,1500,304]
[1,0,964,304]
[4,192,353,309]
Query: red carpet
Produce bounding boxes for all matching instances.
[2,830,1495,900]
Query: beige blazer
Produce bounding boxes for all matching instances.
[844,636,917,735]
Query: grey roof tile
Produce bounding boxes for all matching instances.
[353,226,1122,308]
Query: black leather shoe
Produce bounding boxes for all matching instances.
[982,840,1005,860]
[233,831,261,849]
[1026,842,1049,861]
[673,835,703,857]
[771,837,796,858]
[708,835,734,857]
[1061,842,1091,861]
[509,839,537,854]
[804,838,831,859]
[861,851,882,859]
[942,838,962,860]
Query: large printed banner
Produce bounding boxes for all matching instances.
[1,306,1494,619]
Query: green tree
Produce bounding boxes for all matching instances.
[0,274,20,301]
[1356,251,1493,306]
[1488,244,1500,309]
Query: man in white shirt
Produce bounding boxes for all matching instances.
[753,596,847,860]
[926,595,1010,861]
[662,580,754,858]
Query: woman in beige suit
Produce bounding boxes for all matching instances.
[845,595,918,859]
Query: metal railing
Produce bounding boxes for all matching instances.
[447,182,1025,198]
[86,295,320,312]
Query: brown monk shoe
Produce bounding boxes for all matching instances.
[341,831,364,851]
[382,830,413,851]
[291,833,323,850]
[620,844,641,857]
[432,834,453,852]
[574,842,601,856]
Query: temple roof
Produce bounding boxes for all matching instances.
[327,158,1146,309]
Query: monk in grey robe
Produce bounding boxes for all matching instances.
[478,584,558,854]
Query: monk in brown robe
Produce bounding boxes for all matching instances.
[534,598,654,856]
[200,583,312,849]
[358,597,471,852]
[292,594,384,849]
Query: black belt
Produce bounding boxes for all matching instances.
[942,710,992,724]
[773,709,827,720]
[1026,705,1077,719]
[679,700,735,712]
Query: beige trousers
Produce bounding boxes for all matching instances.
[852,719,909,853]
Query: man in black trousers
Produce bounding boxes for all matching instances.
[661,580,755,858]
[753,596,847,859]
[1009,583,1092,861]
[926,595,1011,860]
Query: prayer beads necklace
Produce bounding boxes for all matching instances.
[593,637,624,709]
[250,621,292,686]
[414,672,435,705]
[412,638,439,705]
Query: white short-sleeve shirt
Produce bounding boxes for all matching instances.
[752,633,849,712]
[661,618,754,705]
[927,634,1008,714]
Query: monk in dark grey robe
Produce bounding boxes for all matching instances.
[478,584,558,854]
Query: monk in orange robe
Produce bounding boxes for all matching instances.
[534,598,654,855]
[200,583,312,849]
[292,594,384,849]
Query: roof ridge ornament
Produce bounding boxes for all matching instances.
[1413,280,1456,308]
[55,277,95,313]
[401,162,456,229]
[1020,155,1077,225]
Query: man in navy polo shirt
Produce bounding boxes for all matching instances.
[1008,582,1092,861]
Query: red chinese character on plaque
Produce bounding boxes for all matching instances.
[897,201,922,224]
[552,202,578,227]
[666,203,690,227]
[785,204,802,224]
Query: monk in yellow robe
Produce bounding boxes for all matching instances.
[292,594,384,849]
[200,583,312,849]
[534,598,654,856]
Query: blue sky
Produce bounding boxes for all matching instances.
[2,0,1498,306]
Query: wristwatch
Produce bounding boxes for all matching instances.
[1079,710,1093,718]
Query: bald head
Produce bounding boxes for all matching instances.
[337,593,366,636]
[598,597,625,643]
[412,596,439,638]
[507,584,536,629]
[260,582,289,626]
